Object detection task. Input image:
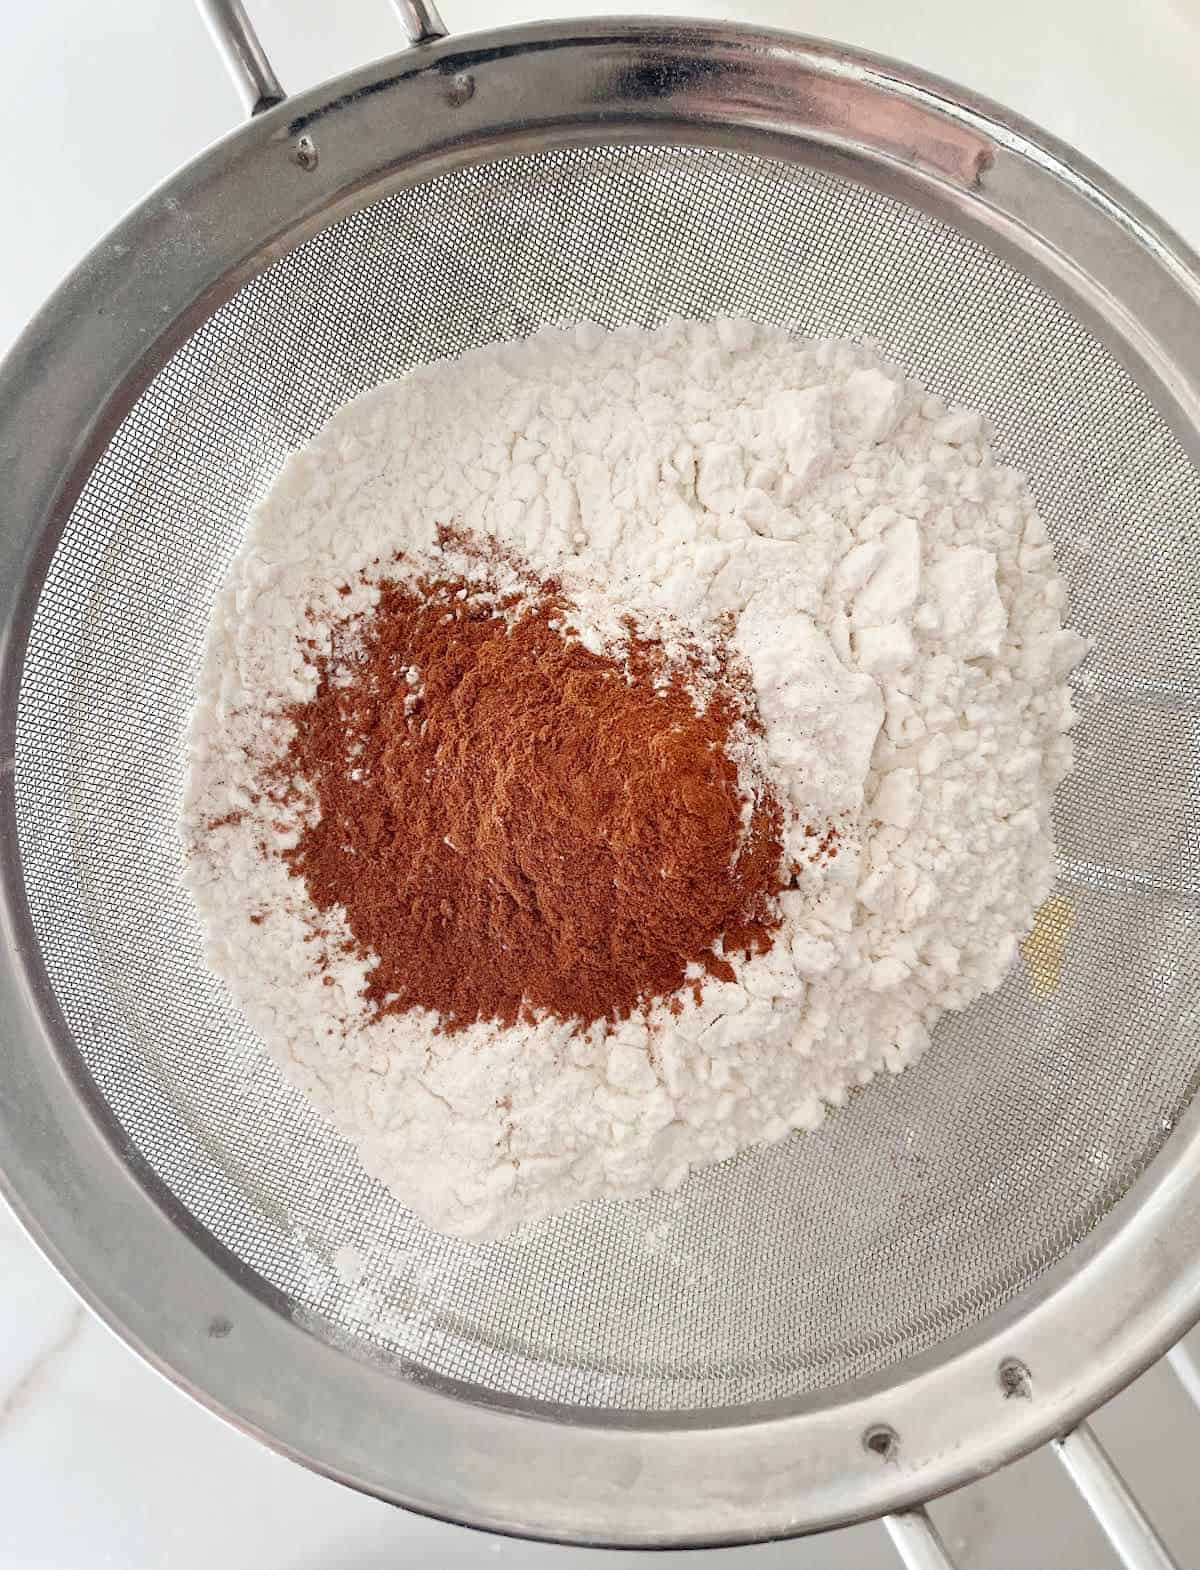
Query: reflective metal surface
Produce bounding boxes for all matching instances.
[1,17,1200,1547]
[392,0,448,43]
[884,1510,960,1570]
[196,0,285,115]
[1055,1423,1183,1570]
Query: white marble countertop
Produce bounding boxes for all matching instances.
[4,2,1200,1566]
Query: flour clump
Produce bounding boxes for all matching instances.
[181,320,1088,1239]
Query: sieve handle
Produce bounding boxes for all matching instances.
[196,0,285,117]
[884,1408,1188,1570]
[1053,1420,1182,1570]
[196,0,449,119]
[1167,1340,1200,1409]
[882,1508,959,1569]
[392,0,448,43]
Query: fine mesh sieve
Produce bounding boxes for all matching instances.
[3,15,1200,1549]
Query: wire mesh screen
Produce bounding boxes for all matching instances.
[13,146,1200,1411]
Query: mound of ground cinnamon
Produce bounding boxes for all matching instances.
[281,572,785,1031]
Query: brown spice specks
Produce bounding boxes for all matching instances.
[278,570,787,1032]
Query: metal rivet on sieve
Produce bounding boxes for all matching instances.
[293,135,319,171]
[863,1424,899,1462]
[445,71,475,106]
[998,1358,1033,1399]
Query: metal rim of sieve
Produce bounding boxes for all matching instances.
[2,16,1200,1547]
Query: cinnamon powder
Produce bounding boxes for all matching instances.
[281,573,785,1031]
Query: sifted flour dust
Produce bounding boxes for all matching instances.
[181,320,1088,1239]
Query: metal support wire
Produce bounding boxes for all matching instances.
[1053,1420,1181,1570]
[197,0,452,121]
[1168,1341,1200,1411]
[883,1507,959,1570]
[195,0,285,116]
[392,0,448,43]
[881,1338,1200,1570]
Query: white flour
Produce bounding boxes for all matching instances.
[182,320,1088,1239]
